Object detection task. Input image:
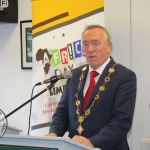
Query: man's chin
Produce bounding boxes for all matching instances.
[88,63,99,70]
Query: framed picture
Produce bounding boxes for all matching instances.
[20,20,32,69]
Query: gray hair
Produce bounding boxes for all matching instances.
[82,24,112,44]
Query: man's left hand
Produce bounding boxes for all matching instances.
[71,135,94,147]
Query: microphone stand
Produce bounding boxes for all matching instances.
[5,83,55,119]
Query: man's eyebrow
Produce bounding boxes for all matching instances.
[92,39,99,42]
[82,41,88,43]
[82,39,99,43]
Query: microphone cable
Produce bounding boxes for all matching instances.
[27,84,36,135]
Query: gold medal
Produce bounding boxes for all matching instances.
[95,94,99,100]
[78,116,84,123]
[76,100,80,106]
[105,77,110,82]
[75,93,78,97]
[109,68,115,73]
[99,86,105,91]
[80,74,84,80]
[77,124,84,135]
[76,109,80,115]
[85,110,90,115]
[91,102,95,107]
[82,66,87,71]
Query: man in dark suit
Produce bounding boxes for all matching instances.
[46,25,137,150]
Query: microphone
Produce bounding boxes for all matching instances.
[35,71,72,86]
[2,71,72,131]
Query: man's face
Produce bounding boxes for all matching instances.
[82,28,111,70]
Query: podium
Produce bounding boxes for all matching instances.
[0,134,101,150]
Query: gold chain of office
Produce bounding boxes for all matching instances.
[75,63,118,135]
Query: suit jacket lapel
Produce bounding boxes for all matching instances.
[77,65,89,114]
[83,58,116,112]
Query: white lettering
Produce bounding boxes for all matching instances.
[0,0,9,8]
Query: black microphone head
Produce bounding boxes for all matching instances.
[63,71,72,79]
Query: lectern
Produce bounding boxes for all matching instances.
[0,134,101,150]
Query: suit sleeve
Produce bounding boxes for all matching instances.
[89,70,137,150]
[49,79,70,136]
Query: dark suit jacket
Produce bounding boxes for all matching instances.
[49,57,137,150]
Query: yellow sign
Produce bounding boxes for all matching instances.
[32,0,104,35]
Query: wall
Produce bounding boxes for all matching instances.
[104,0,132,148]
[105,0,150,150]
[0,0,32,135]
[0,0,150,150]
[132,0,150,149]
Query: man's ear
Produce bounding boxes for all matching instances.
[107,42,112,53]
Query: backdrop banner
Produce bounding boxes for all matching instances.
[31,0,104,136]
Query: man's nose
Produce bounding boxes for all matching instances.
[88,44,94,52]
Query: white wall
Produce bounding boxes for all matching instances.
[132,0,150,149]
[105,0,150,150]
[104,0,132,148]
[105,0,131,68]
[0,0,32,135]
[0,0,150,150]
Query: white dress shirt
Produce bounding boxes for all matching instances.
[83,57,111,97]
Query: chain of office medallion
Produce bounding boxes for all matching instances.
[75,63,118,135]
